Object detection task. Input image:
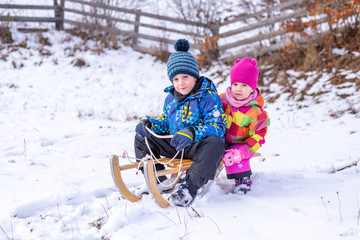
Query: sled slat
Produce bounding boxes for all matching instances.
[167,159,193,167]
[119,162,143,171]
[155,164,192,177]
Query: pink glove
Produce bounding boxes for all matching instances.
[222,145,250,167]
[222,149,242,167]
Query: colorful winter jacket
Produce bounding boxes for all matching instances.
[148,77,227,143]
[219,88,270,155]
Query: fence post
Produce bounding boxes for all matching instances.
[133,10,141,46]
[208,20,220,59]
[54,0,64,30]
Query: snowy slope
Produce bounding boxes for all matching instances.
[1,29,360,240]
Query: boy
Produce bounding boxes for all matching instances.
[134,39,226,206]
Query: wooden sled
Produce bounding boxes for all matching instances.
[110,154,198,207]
[111,153,260,208]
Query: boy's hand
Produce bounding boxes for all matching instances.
[135,119,151,140]
[171,128,194,151]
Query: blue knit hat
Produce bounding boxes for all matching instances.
[167,39,200,82]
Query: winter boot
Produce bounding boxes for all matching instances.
[234,176,252,194]
[132,175,169,196]
[169,181,197,207]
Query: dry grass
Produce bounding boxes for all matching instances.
[152,44,171,63]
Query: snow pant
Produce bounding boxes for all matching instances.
[134,134,225,190]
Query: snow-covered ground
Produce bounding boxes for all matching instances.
[1,29,360,240]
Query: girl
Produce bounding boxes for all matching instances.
[220,57,270,193]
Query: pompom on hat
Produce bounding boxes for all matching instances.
[167,39,200,82]
[230,57,259,90]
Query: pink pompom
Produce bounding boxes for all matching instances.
[250,58,257,65]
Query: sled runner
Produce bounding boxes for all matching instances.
[110,154,142,202]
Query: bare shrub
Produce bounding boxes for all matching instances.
[167,0,223,64]
[37,33,52,46]
[153,47,171,63]
[77,0,139,52]
[282,0,360,71]
[167,0,222,35]
[74,58,86,67]
[303,43,322,71]
[0,25,13,44]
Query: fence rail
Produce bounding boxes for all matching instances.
[0,0,349,62]
[0,4,57,10]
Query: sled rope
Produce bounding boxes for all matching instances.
[143,126,185,188]
[121,151,142,163]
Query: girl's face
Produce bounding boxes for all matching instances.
[173,74,197,95]
[231,82,253,101]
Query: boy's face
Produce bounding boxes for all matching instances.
[231,82,253,101]
[172,74,197,95]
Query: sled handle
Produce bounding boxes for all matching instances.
[145,126,173,139]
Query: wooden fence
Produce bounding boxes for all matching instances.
[0,1,65,31]
[0,0,347,62]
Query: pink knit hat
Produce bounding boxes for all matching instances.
[230,57,259,90]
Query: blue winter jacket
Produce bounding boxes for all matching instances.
[147,77,227,143]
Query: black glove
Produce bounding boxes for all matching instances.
[135,119,152,140]
[171,128,194,151]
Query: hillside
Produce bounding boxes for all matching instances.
[0,26,360,239]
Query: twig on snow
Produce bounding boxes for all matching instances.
[156,211,176,225]
[190,206,201,217]
[101,203,109,217]
[74,217,79,233]
[125,201,127,217]
[104,196,111,213]
[336,191,343,222]
[185,207,192,220]
[184,216,189,236]
[81,205,86,216]
[207,216,221,234]
[57,204,67,228]
[23,139,27,162]
[321,196,332,221]
[356,188,360,225]
[10,220,13,240]
[174,205,182,224]
[0,225,11,240]
[71,225,75,240]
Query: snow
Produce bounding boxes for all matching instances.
[1,28,360,240]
